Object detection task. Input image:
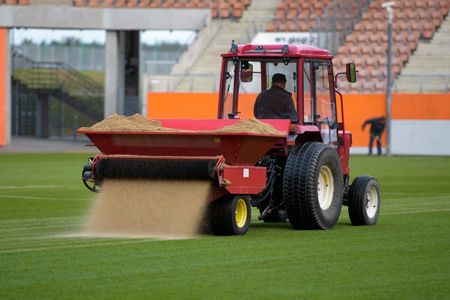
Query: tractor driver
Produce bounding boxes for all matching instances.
[253,73,297,122]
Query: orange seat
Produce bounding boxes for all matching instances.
[336,45,349,57]
[161,0,174,8]
[356,34,369,46]
[127,0,138,7]
[74,0,87,6]
[357,69,370,79]
[354,56,366,68]
[374,82,386,94]
[345,34,357,45]
[286,19,297,31]
[266,23,277,32]
[276,2,286,11]
[138,0,150,7]
[149,0,161,7]
[421,22,434,39]
[232,7,243,18]
[88,0,100,6]
[361,46,373,59]
[115,0,125,7]
[363,81,376,93]
[431,10,443,28]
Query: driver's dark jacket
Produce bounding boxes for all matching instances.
[253,85,297,121]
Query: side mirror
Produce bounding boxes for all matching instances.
[346,63,357,83]
[240,63,253,83]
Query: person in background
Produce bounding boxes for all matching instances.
[362,116,387,155]
[254,73,297,122]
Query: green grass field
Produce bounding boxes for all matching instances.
[0,153,449,299]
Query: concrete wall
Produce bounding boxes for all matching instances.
[392,120,450,156]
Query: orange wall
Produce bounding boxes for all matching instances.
[147,93,218,119]
[147,92,450,147]
[340,94,387,147]
[391,94,450,120]
[0,28,6,146]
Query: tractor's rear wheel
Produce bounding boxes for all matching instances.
[209,195,251,236]
[283,142,344,230]
[348,175,381,226]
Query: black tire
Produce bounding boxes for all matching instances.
[209,195,251,236]
[348,175,381,226]
[283,142,344,230]
[258,205,288,223]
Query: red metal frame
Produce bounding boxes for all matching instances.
[89,153,267,202]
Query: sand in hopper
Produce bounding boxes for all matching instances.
[84,179,211,239]
[79,113,286,136]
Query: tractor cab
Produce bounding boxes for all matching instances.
[218,42,356,155]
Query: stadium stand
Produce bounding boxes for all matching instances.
[66,0,250,18]
[1,0,251,16]
[265,0,449,93]
[334,0,449,93]
[173,0,276,92]
[394,16,450,93]
[3,0,449,94]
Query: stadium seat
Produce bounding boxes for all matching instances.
[127,0,138,7]
[357,69,371,80]
[363,81,375,93]
[161,0,174,8]
[374,81,385,93]
[150,0,161,8]
[266,23,277,32]
[74,0,87,6]
[366,57,378,72]
[88,0,100,7]
[232,3,244,18]
[219,3,231,18]
[196,0,208,8]
[113,0,124,7]
[138,0,150,7]
[421,22,434,39]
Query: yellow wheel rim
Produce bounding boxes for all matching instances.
[235,198,248,228]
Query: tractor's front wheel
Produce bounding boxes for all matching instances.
[209,195,251,236]
[348,175,381,226]
[283,142,344,230]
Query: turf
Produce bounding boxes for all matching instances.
[0,153,449,299]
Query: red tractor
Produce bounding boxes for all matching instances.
[80,42,381,236]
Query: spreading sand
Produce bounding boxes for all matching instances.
[84,179,211,239]
[79,113,286,136]
[80,113,285,238]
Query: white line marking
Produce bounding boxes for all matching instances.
[382,208,450,215]
[0,195,92,201]
[382,195,449,201]
[0,216,85,224]
[383,201,450,207]
[0,239,172,254]
[0,185,72,189]
[0,224,82,233]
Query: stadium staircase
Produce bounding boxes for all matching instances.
[394,15,450,93]
[12,49,104,122]
[173,0,277,92]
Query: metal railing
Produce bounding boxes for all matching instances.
[12,48,104,122]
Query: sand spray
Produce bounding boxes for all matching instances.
[84,179,212,239]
